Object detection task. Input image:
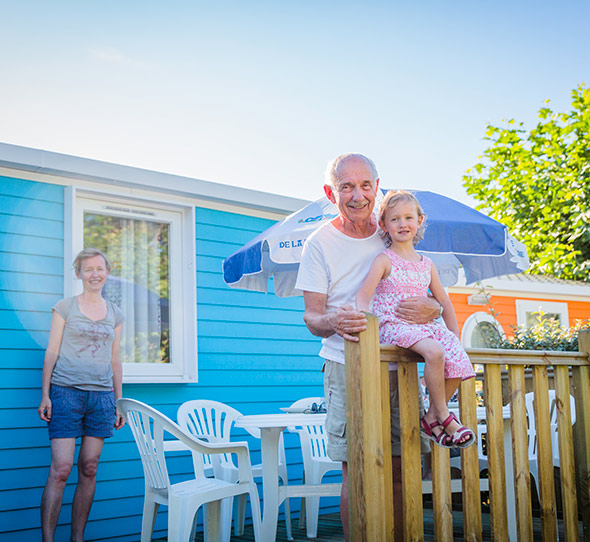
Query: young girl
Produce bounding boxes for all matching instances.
[356,190,476,448]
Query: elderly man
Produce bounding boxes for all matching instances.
[295,153,439,541]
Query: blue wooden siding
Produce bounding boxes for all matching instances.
[0,177,337,541]
[0,177,68,540]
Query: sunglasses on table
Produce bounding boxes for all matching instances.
[303,401,327,414]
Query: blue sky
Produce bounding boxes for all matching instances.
[1,1,588,205]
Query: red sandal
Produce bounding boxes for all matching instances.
[439,412,476,449]
[420,416,454,449]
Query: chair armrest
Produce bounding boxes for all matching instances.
[171,423,250,456]
[168,427,254,481]
[203,439,254,482]
[163,440,189,452]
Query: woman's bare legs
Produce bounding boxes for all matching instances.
[41,438,76,542]
[40,436,105,542]
[71,436,104,542]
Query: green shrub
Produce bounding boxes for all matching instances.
[485,312,590,351]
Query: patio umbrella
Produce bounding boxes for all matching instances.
[222,190,529,297]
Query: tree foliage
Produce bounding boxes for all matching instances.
[463,84,590,281]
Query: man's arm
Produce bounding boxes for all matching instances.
[303,291,368,343]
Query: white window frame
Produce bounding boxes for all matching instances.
[65,186,197,383]
[461,312,505,348]
[515,300,569,328]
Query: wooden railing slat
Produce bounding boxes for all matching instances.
[554,364,580,541]
[532,365,558,541]
[508,365,534,542]
[458,377,483,542]
[398,361,424,542]
[431,445,453,541]
[575,331,590,542]
[483,364,509,540]
[380,362,394,541]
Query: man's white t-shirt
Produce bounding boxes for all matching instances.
[295,222,384,364]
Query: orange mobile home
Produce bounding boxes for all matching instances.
[448,274,590,348]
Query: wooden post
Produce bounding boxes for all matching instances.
[574,330,590,542]
[458,377,482,542]
[345,313,390,542]
[483,363,508,541]
[532,365,558,541]
[508,365,533,542]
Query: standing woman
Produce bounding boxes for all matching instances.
[38,248,125,542]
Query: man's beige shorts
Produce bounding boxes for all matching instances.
[323,359,430,462]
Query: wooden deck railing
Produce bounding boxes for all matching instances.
[345,316,590,542]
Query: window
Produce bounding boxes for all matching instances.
[515,300,569,329]
[67,189,197,383]
[461,312,505,348]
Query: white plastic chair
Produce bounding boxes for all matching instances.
[177,399,292,541]
[117,398,261,542]
[449,391,576,497]
[525,390,576,491]
[448,423,490,487]
[286,397,342,538]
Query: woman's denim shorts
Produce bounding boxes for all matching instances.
[48,385,116,439]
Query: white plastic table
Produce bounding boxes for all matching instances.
[235,413,341,542]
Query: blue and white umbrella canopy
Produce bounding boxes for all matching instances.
[223,190,529,297]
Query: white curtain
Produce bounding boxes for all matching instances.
[102,218,164,364]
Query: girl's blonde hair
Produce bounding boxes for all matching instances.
[378,190,427,247]
[73,248,112,274]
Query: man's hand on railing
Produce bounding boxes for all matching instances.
[328,305,369,342]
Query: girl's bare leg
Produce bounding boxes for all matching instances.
[411,339,469,444]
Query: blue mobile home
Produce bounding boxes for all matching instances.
[0,142,333,540]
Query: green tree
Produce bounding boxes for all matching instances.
[463,84,590,281]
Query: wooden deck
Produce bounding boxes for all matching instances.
[153,511,344,542]
[154,506,583,541]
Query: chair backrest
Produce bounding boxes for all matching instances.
[119,398,171,492]
[177,399,243,470]
[118,398,211,493]
[524,390,576,459]
[287,397,331,461]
